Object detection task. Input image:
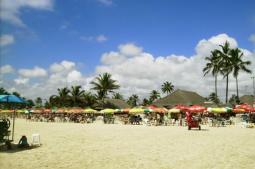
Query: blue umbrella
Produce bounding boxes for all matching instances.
[0,95,27,103]
[0,95,27,141]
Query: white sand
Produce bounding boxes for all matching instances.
[0,119,255,169]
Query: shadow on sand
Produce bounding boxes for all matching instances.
[0,143,41,153]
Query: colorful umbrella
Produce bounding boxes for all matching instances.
[100,108,115,114]
[83,108,97,113]
[235,104,253,112]
[129,108,145,114]
[187,105,206,113]
[233,108,246,113]
[174,104,189,111]
[168,108,181,113]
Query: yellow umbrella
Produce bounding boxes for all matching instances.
[168,108,181,113]
[210,108,227,113]
[83,108,97,113]
[100,108,115,114]
[129,108,144,114]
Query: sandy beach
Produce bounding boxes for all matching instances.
[0,119,255,169]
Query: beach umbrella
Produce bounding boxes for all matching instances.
[43,109,51,113]
[187,105,206,113]
[153,107,168,113]
[168,108,181,113]
[209,108,227,113]
[0,95,27,141]
[233,108,246,113]
[129,108,145,114]
[100,108,115,114]
[144,108,153,113]
[120,108,130,113]
[174,104,189,111]
[235,104,253,112]
[83,108,97,114]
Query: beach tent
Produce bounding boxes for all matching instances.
[153,89,206,107]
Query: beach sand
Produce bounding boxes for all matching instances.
[0,119,255,169]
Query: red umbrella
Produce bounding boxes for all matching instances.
[174,104,189,111]
[235,104,253,112]
[187,105,206,113]
[233,108,246,113]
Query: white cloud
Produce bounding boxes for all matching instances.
[0,34,15,46]
[196,33,238,56]
[97,0,113,6]
[50,60,75,73]
[18,66,47,78]
[96,35,107,42]
[14,77,29,85]
[67,70,83,83]
[119,43,143,56]
[0,0,54,27]
[0,65,15,74]
[1,34,254,101]
[95,34,254,100]
[249,34,255,44]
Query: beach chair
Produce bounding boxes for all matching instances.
[31,133,41,146]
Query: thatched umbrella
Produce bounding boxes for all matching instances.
[153,89,206,107]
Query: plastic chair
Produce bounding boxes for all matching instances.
[31,133,41,146]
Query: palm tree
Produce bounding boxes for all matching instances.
[0,87,9,95]
[50,87,70,107]
[229,48,252,99]
[90,73,120,100]
[203,50,221,98]
[208,92,220,104]
[112,92,124,100]
[218,41,232,104]
[150,90,160,102]
[82,92,97,107]
[161,81,174,95]
[70,85,85,107]
[35,97,43,108]
[127,94,139,107]
[142,98,151,106]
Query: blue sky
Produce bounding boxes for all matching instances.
[1,0,255,73]
[0,0,255,99]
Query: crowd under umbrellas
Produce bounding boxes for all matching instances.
[1,103,255,128]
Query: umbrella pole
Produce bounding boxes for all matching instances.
[12,110,15,141]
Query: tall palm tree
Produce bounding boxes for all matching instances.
[150,90,160,102]
[218,41,232,104]
[50,87,70,107]
[161,81,174,95]
[70,85,85,107]
[229,48,252,99]
[203,50,221,98]
[112,92,124,100]
[127,94,139,107]
[90,73,120,100]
